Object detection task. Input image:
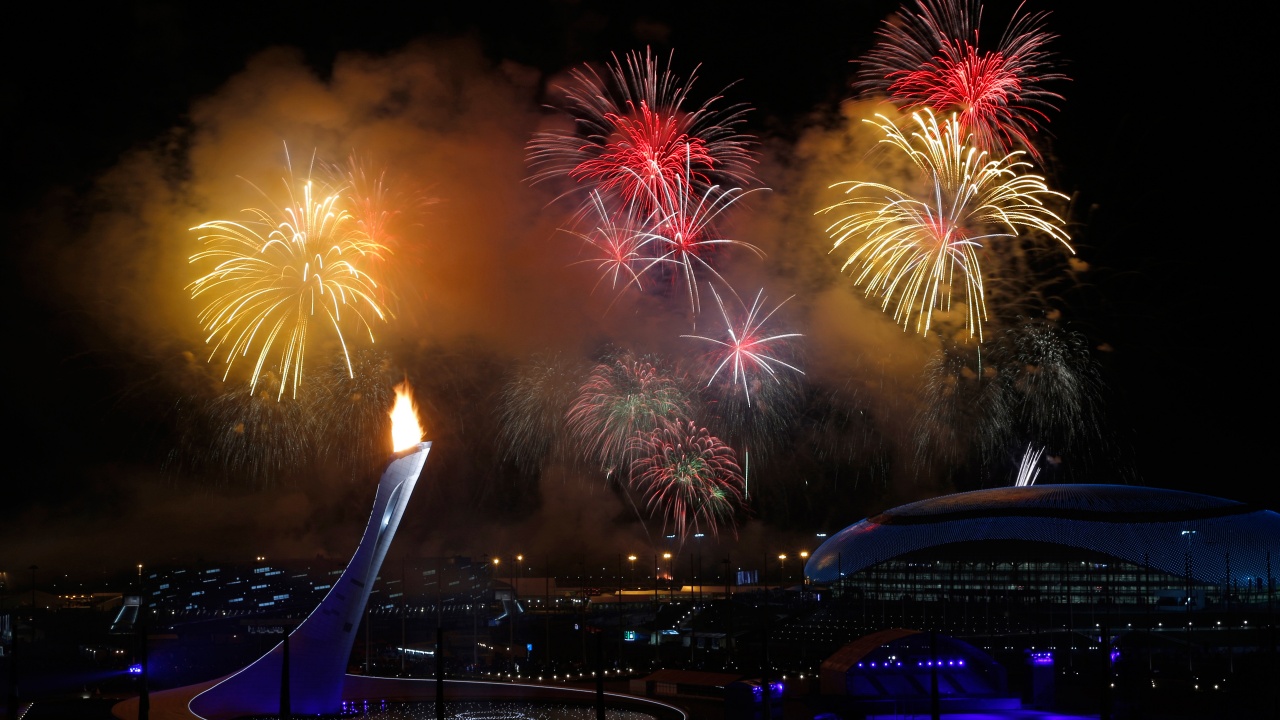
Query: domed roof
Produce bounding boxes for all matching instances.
[805,485,1280,585]
[871,484,1250,523]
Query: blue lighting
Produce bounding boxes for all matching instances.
[128,664,143,675]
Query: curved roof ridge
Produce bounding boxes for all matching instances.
[807,484,1280,585]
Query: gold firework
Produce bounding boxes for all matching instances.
[821,110,1071,340]
[188,169,390,399]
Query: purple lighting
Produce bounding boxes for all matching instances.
[1030,651,1054,666]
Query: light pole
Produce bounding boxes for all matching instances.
[778,554,788,587]
[514,555,522,660]
[663,553,673,600]
[653,554,661,665]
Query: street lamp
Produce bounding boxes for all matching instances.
[627,555,637,590]
[778,554,787,586]
[663,553,673,600]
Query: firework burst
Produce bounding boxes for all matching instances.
[167,370,324,487]
[683,286,804,408]
[188,156,391,399]
[911,340,1012,482]
[498,351,588,475]
[566,351,694,477]
[527,47,757,211]
[314,347,400,479]
[855,0,1065,156]
[993,316,1107,456]
[641,167,764,317]
[563,191,655,296]
[821,109,1070,341]
[628,418,746,542]
[914,315,1111,488]
[682,286,804,496]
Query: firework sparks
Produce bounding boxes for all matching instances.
[628,418,746,542]
[821,109,1070,340]
[167,371,324,487]
[911,341,1012,480]
[527,47,757,211]
[995,316,1107,455]
[640,167,764,317]
[188,158,391,399]
[855,0,1064,156]
[566,352,694,477]
[314,347,399,479]
[683,286,804,408]
[498,351,587,475]
[913,315,1111,489]
[563,191,655,295]
[1015,443,1044,486]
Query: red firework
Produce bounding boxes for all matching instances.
[570,102,717,213]
[628,418,745,542]
[564,191,656,295]
[855,0,1064,156]
[527,47,757,211]
[640,167,764,316]
[682,286,804,408]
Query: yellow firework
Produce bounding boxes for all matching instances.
[821,110,1071,340]
[189,172,390,399]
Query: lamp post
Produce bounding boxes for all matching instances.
[663,553,673,600]
[778,554,787,587]
[514,555,522,660]
[799,552,809,596]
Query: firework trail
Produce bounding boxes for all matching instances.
[188,152,391,399]
[498,351,588,475]
[628,417,746,543]
[1014,443,1044,486]
[527,47,757,213]
[855,0,1065,157]
[566,351,694,478]
[640,165,765,317]
[821,109,1070,341]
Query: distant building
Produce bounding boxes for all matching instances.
[805,484,1280,625]
[142,555,505,622]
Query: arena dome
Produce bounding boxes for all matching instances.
[804,485,1280,587]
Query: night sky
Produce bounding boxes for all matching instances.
[3,1,1263,586]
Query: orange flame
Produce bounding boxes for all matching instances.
[389,381,423,452]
